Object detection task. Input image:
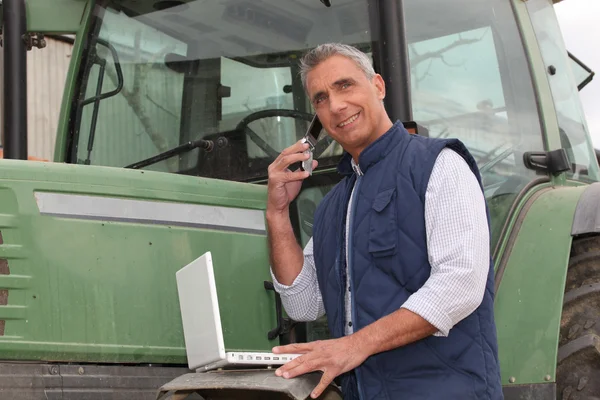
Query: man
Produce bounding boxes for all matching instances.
[266,43,503,400]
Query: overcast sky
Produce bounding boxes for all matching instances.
[555,0,600,148]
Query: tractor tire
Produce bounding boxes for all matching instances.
[557,235,600,400]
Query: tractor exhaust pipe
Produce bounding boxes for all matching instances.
[2,0,28,160]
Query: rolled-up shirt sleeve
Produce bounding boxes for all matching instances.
[401,148,490,337]
[270,238,326,321]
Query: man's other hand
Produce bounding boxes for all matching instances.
[272,336,368,399]
[267,140,318,215]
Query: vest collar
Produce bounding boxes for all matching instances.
[337,120,407,176]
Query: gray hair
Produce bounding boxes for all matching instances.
[299,43,375,92]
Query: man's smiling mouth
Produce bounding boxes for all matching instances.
[338,112,360,128]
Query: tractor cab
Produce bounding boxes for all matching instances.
[68,0,598,261]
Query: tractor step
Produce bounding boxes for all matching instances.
[156,369,342,400]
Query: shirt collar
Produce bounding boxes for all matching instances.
[351,158,364,176]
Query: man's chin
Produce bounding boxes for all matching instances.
[338,136,370,153]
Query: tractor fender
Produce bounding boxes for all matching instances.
[493,184,586,391]
[571,182,600,236]
[155,369,343,400]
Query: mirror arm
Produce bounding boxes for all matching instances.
[568,51,595,91]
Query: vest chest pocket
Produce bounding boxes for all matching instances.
[368,187,397,258]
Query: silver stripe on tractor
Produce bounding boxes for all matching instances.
[34,192,266,235]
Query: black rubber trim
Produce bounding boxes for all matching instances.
[494,181,552,294]
[502,382,556,400]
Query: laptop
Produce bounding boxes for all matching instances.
[175,251,301,371]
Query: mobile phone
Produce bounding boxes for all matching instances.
[288,114,322,175]
[303,114,323,151]
[300,115,322,175]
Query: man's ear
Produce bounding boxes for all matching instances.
[373,74,386,100]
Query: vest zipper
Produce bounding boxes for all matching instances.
[337,177,354,335]
[347,174,365,400]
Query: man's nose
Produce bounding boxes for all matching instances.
[329,94,348,114]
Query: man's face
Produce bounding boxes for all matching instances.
[305,55,387,155]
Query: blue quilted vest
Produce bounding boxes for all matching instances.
[312,121,503,400]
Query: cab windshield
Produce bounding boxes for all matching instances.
[72,0,544,251]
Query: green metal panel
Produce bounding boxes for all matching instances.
[0,160,276,363]
[24,0,89,33]
[54,1,94,162]
[495,184,587,385]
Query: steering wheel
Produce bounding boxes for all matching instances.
[235,109,325,159]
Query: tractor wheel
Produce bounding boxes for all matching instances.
[557,235,600,399]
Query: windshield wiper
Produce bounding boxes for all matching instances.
[124,137,227,169]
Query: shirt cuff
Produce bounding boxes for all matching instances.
[401,296,453,337]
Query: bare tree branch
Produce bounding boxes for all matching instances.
[411,37,481,67]
[417,58,435,84]
[145,94,180,119]
[103,65,169,152]
[99,40,179,171]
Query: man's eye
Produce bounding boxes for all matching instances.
[342,83,351,89]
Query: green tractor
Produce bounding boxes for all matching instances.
[0,0,599,398]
